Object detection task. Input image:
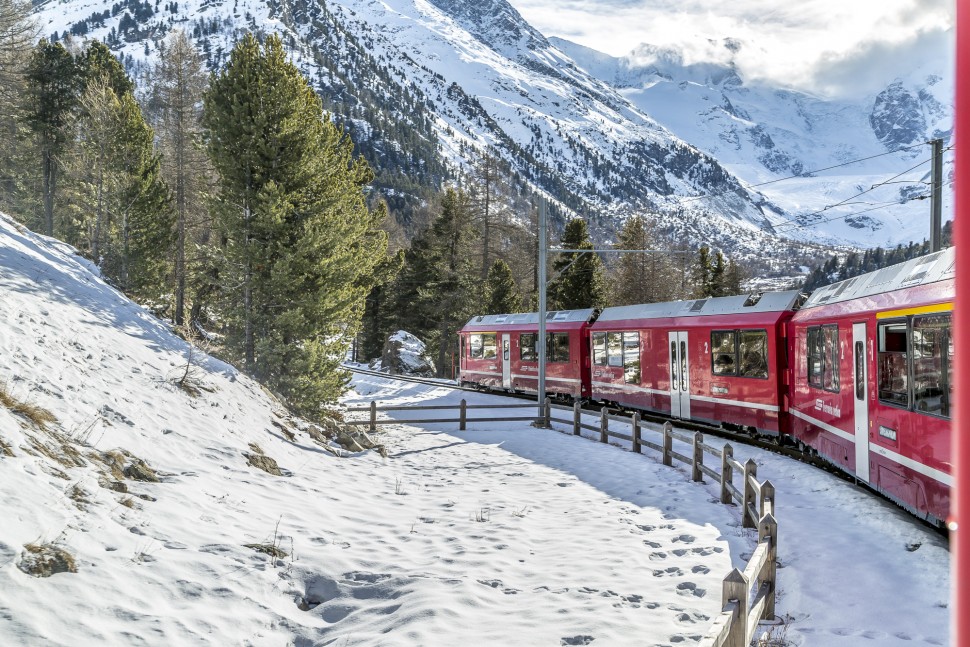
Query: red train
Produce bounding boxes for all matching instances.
[458,249,955,525]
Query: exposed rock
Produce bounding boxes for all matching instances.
[102,480,128,493]
[124,459,159,483]
[336,427,386,457]
[245,451,283,476]
[17,543,77,578]
[380,331,436,377]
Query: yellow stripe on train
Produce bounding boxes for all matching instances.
[876,302,954,320]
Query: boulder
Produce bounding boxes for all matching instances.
[380,331,436,377]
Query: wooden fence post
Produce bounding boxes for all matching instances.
[369,400,377,434]
[722,568,750,647]
[759,513,778,621]
[600,407,608,443]
[742,459,758,528]
[720,444,734,504]
[761,480,775,518]
[573,401,581,435]
[544,397,552,428]
[460,399,467,431]
[662,421,673,466]
[632,412,641,453]
[692,431,703,482]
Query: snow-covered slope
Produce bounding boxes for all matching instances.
[552,36,954,249]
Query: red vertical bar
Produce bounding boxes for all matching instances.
[954,1,969,644]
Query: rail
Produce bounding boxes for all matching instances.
[347,397,778,645]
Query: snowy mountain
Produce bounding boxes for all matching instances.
[31,0,952,254]
[552,36,954,249]
[0,211,950,645]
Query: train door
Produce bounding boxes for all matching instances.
[501,334,512,389]
[668,331,691,418]
[852,322,871,481]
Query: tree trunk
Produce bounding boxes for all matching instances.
[243,202,255,372]
[42,147,54,237]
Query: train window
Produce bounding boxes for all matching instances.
[854,341,865,401]
[482,334,497,360]
[912,314,951,418]
[623,332,640,384]
[738,330,769,379]
[520,333,537,362]
[546,332,570,363]
[711,331,736,376]
[877,321,909,407]
[592,332,607,366]
[807,325,839,392]
[680,341,688,391]
[670,341,678,386]
[469,334,484,359]
[607,332,623,367]
[807,327,823,387]
[822,326,839,391]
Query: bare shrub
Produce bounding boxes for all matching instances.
[18,543,77,578]
[0,381,57,430]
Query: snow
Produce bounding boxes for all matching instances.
[0,211,949,645]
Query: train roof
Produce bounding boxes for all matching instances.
[802,247,956,309]
[463,308,599,328]
[595,290,805,323]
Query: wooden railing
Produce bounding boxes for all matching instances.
[344,399,540,432]
[347,397,777,645]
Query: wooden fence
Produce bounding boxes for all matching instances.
[346,397,777,646]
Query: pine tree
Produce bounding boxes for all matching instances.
[203,33,388,412]
[80,40,134,99]
[66,74,173,296]
[723,259,746,296]
[483,259,521,314]
[0,0,34,102]
[710,250,725,297]
[693,246,712,298]
[549,218,605,310]
[359,248,405,362]
[147,30,211,325]
[24,40,79,237]
[0,0,35,217]
[607,214,679,306]
[389,188,478,377]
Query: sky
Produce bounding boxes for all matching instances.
[505,0,955,97]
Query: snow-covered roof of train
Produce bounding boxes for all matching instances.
[802,247,956,309]
[595,290,805,323]
[464,308,599,327]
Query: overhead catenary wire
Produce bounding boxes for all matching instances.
[773,178,956,234]
[681,139,950,204]
[772,151,952,232]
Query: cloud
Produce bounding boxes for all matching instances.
[506,0,954,97]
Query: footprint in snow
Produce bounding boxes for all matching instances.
[652,566,683,578]
[675,582,706,598]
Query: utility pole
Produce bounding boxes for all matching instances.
[931,138,944,252]
[537,197,548,409]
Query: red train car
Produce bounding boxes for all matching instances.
[589,291,803,434]
[789,248,955,524]
[457,309,599,398]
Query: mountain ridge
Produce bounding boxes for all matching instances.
[32,0,952,258]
